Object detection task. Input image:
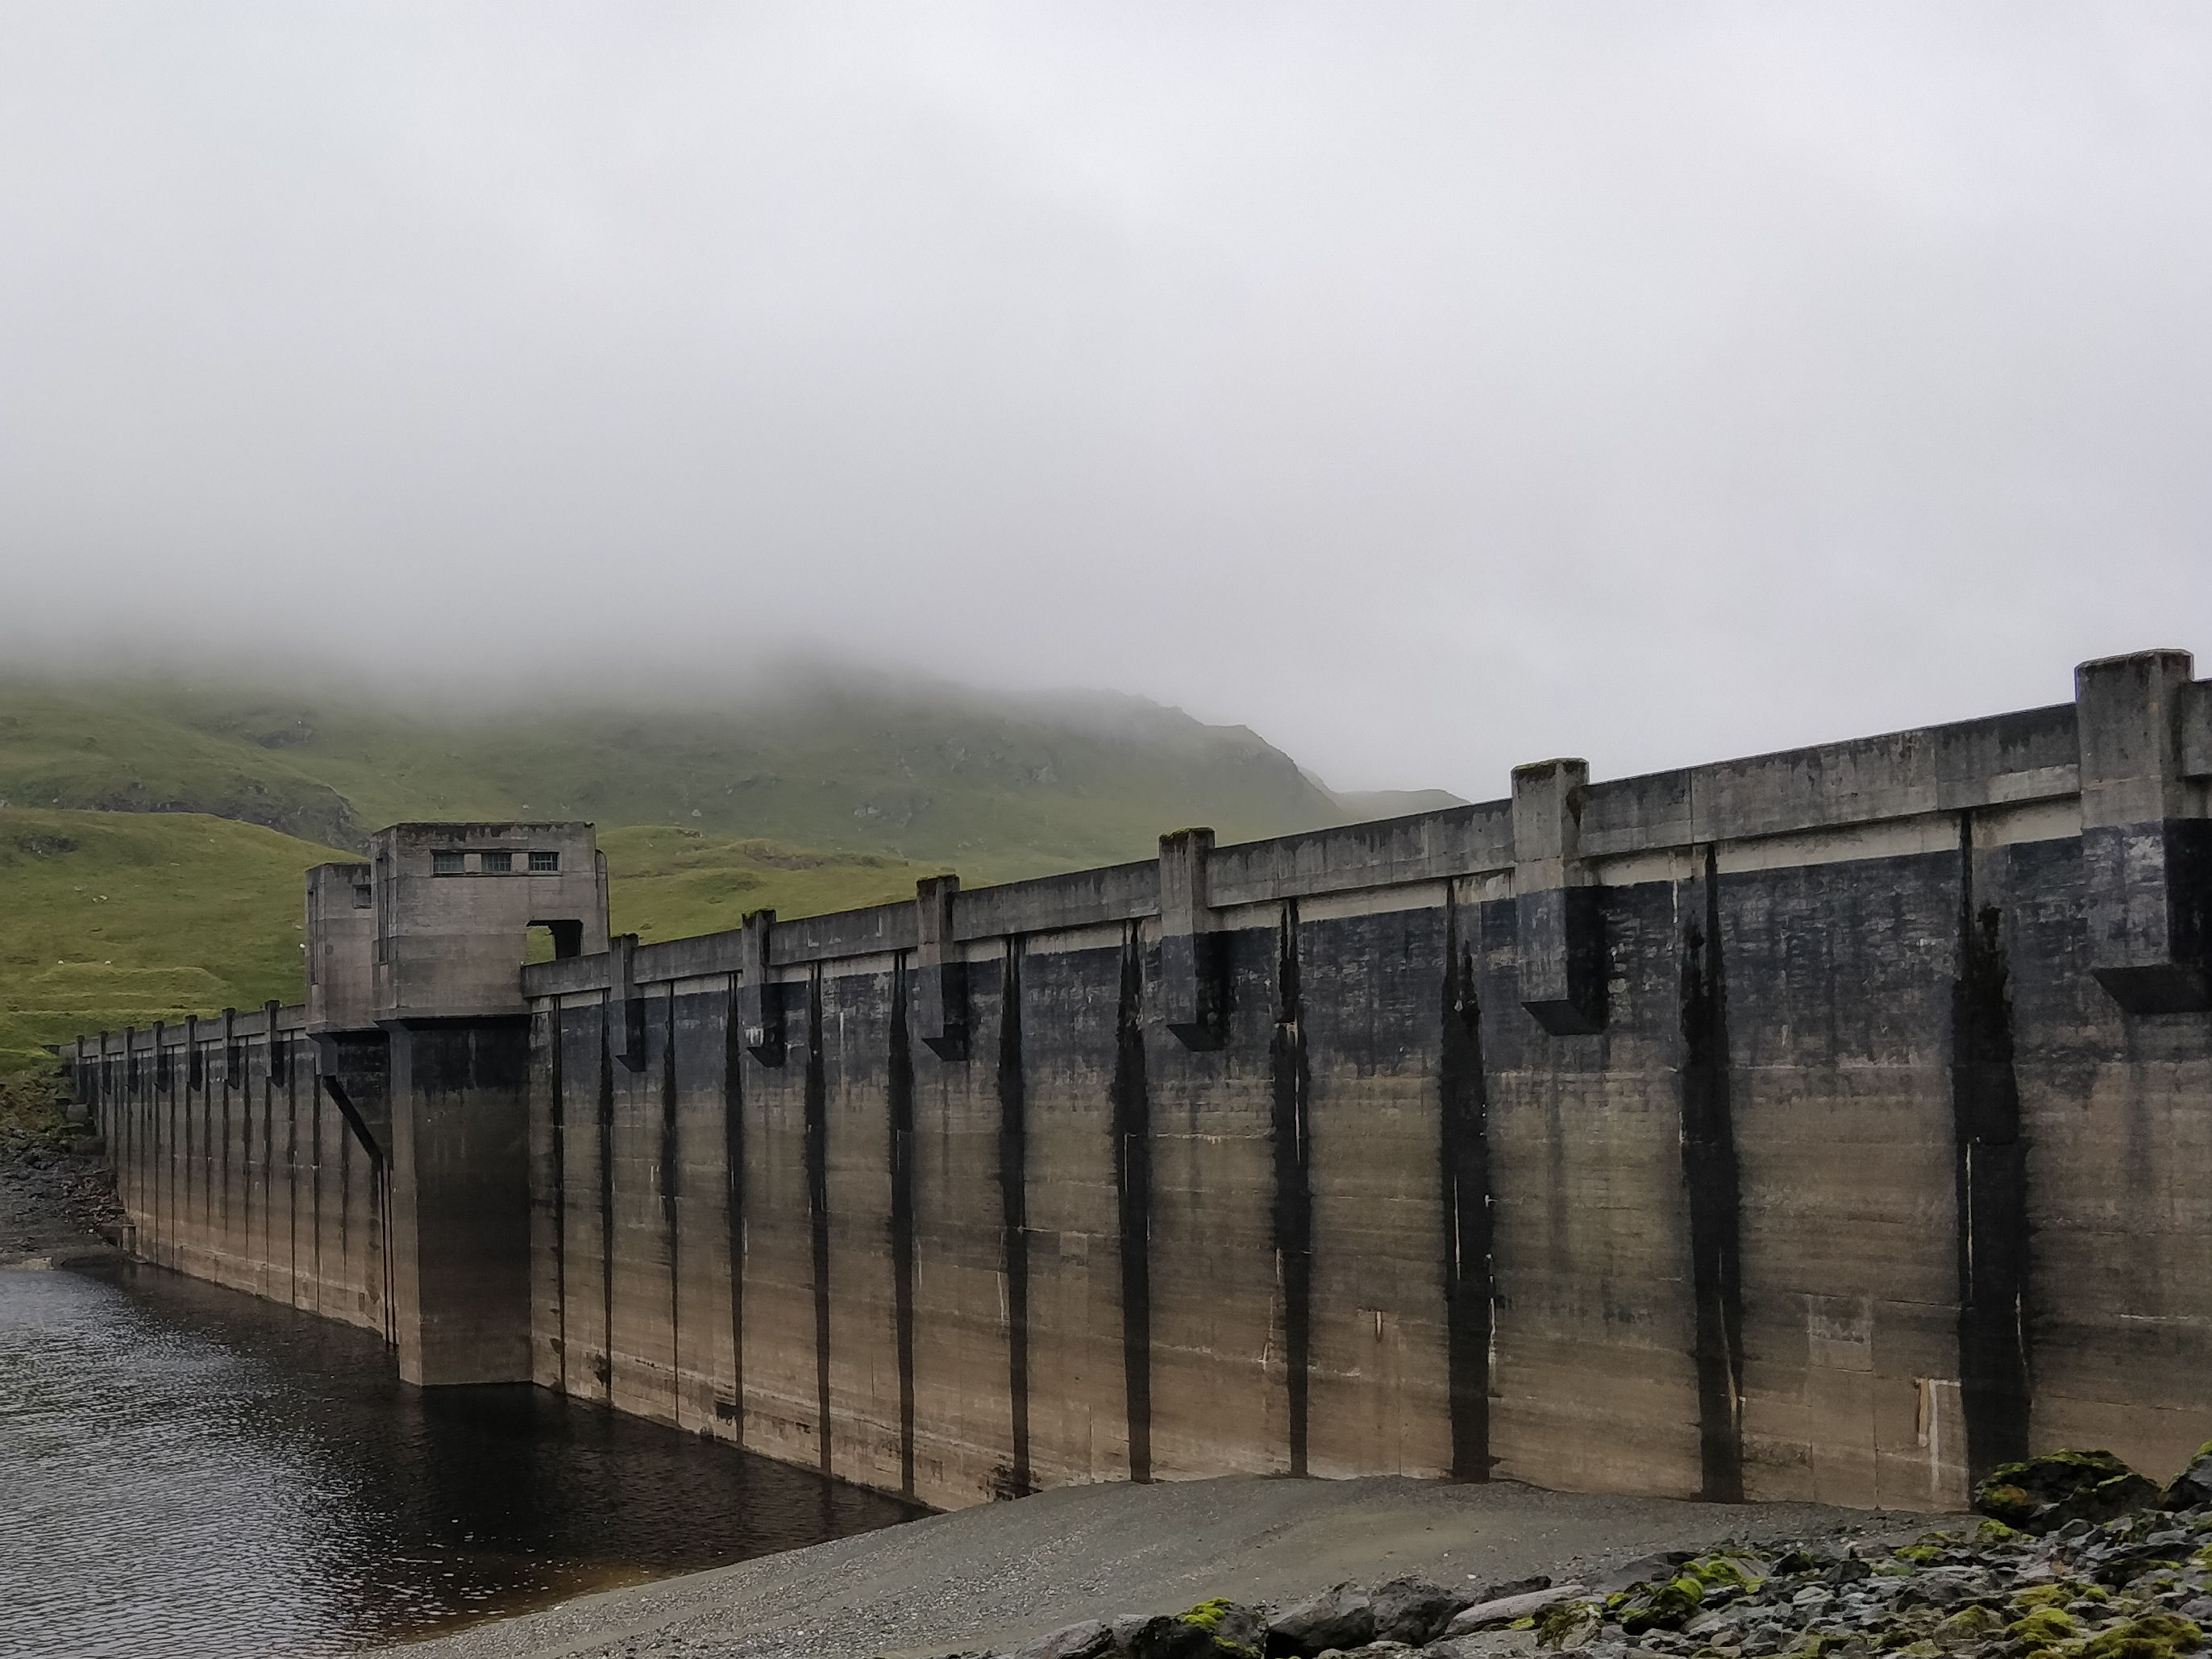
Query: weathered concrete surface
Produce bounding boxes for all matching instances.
[372,1474,1923,1659]
[69,651,2212,1518]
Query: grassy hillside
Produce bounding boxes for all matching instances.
[0,810,939,1072]
[0,809,351,1071]
[0,674,1380,879]
[0,669,1463,1072]
[0,690,362,846]
[600,825,938,945]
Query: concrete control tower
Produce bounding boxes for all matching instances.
[306,822,609,1386]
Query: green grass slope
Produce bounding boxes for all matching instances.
[0,674,1382,877]
[0,811,942,1071]
[600,826,938,946]
[0,691,362,846]
[0,670,1463,1071]
[0,808,352,1071]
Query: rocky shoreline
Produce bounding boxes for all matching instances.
[0,1070,123,1266]
[952,1449,2212,1659]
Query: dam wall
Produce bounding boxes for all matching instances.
[66,651,2212,1516]
[73,1004,393,1337]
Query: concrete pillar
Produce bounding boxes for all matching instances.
[1159,828,1222,1050]
[611,932,647,1071]
[738,910,785,1064]
[1512,759,1607,1035]
[914,875,968,1060]
[2077,650,2209,1013]
[386,1018,534,1385]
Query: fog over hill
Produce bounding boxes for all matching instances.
[0,662,1461,881]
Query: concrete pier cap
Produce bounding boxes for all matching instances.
[2074,648,2208,1013]
[1511,757,1604,1035]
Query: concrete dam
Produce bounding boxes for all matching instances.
[63,649,2212,1517]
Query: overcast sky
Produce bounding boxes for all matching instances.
[2,4,2208,798]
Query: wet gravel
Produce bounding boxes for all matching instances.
[380,1475,1925,1659]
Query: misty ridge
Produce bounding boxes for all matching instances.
[0,651,1462,882]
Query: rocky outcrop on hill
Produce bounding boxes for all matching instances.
[933,1448,2212,1659]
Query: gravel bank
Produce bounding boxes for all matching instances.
[383,1475,1926,1659]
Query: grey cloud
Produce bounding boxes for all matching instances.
[2,2,2207,798]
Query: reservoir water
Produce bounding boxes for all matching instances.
[0,1259,925,1657]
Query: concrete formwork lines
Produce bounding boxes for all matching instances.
[1438,892,1495,1483]
[996,938,1033,1499]
[1269,900,1314,1479]
[888,954,919,1501]
[807,966,834,1477]
[721,980,747,1445]
[1109,924,1154,1486]
[1682,848,1748,1504]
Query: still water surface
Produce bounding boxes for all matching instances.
[0,1261,924,1658]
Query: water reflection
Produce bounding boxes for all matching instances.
[0,1262,924,1658]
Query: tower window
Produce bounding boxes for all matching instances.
[432,850,464,875]
[530,850,559,872]
[480,850,513,873]
[351,884,372,908]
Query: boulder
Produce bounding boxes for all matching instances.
[1370,1578,1467,1646]
[1178,1599,1267,1657]
[1113,1615,1214,1659]
[1592,1553,1693,1595]
[1971,1449,2161,1535]
[1012,1620,1116,1659]
[1267,1583,1376,1657]
[2161,1442,2212,1510]
[1611,1575,1707,1637]
[1440,1584,1588,1638]
[1476,1576,1551,1603]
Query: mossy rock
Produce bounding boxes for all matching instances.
[1611,1576,1706,1636]
[1177,1599,1262,1659]
[1933,1605,2006,1649]
[2165,1442,2212,1511]
[1534,1600,1602,1649]
[1686,1556,1763,1592]
[2077,1613,2203,1659]
[2010,1607,2080,1649]
[1973,1449,2161,1534]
